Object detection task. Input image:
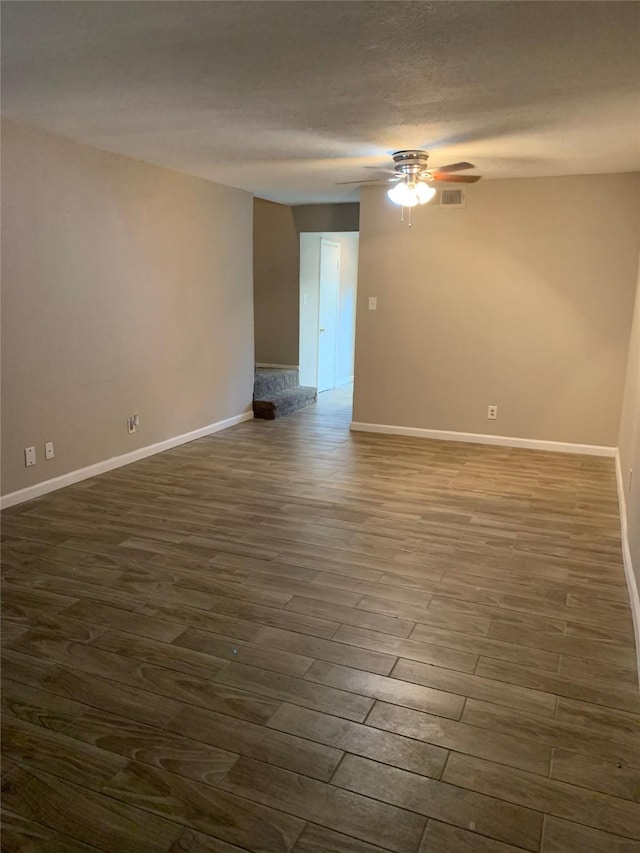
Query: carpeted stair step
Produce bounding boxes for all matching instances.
[253,385,317,420]
[254,368,299,397]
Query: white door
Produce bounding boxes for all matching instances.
[317,240,340,392]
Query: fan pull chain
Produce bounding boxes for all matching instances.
[400,206,404,223]
[399,206,412,228]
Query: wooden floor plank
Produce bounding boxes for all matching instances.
[2,385,637,852]
[216,756,426,853]
[63,708,240,786]
[1,766,183,852]
[461,698,640,768]
[291,823,393,853]
[550,748,640,803]
[332,753,542,851]
[165,704,342,781]
[303,659,465,720]
[253,625,398,675]
[391,657,557,718]
[366,699,552,775]
[419,819,532,853]
[540,816,640,853]
[103,760,306,853]
[1,714,128,789]
[214,661,373,722]
[173,627,315,677]
[267,702,447,778]
[442,752,640,840]
[283,594,416,638]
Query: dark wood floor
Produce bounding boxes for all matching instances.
[2,386,639,853]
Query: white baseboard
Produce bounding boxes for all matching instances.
[256,363,299,370]
[0,411,254,510]
[615,450,640,686]
[349,421,616,457]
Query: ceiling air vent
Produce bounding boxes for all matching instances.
[439,188,466,208]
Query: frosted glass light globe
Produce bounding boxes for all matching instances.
[387,182,419,207]
[415,181,436,204]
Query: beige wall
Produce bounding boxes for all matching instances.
[353,174,640,446]
[253,198,299,365]
[1,121,255,497]
[618,257,640,591]
[293,204,359,234]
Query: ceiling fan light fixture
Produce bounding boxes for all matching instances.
[387,182,416,207]
[387,179,435,207]
[414,181,436,204]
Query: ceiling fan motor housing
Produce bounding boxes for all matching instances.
[392,150,431,181]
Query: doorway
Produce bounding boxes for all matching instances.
[317,240,340,392]
[299,232,358,395]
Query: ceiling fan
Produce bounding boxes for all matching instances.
[338,149,481,207]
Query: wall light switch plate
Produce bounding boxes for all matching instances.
[44,441,54,460]
[368,297,377,310]
[24,446,36,467]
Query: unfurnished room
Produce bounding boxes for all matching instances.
[1,2,640,852]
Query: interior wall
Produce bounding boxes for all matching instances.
[292,204,359,234]
[618,255,640,592]
[298,232,359,389]
[1,120,255,497]
[353,174,640,446]
[253,198,299,365]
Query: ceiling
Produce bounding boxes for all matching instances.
[2,1,639,205]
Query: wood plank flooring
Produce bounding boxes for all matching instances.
[2,385,639,852]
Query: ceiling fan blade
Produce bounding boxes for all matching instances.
[335,178,385,185]
[431,173,481,183]
[336,174,402,185]
[433,161,476,173]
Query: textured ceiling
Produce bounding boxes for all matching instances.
[2,1,639,204]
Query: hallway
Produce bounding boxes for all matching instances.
[2,390,639,852]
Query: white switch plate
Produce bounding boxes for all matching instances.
[24,446,36,467]
[44,441,55,460]
[368,296,377,310]
[487,405,497,420]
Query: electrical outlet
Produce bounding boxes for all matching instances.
[487,405,497,420]
[127,414,140,434]
[44,441,54,460]
[24,446,36,467]
[368,296,377,311]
